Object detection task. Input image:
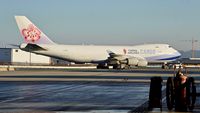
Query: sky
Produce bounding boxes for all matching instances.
[0,0,200,51]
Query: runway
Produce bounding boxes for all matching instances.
[1,68,200,82]
[0,69,200,112]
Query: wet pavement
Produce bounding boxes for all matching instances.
[0,81,149,112]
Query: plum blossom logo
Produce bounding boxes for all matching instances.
[22,24,41,42]
[123,48,127,55]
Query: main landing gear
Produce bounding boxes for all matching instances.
[96,63,127,69]
[96,63,109,69]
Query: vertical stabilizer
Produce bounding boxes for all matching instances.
[15,16,55,44]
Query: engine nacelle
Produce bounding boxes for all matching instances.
[126,58,138,65]
[107,57,148,68]
[138,60,148,67]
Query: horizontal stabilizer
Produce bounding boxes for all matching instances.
[9,44,20,48]
[20,43,46,51]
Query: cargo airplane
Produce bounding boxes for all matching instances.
[15,16,181,69]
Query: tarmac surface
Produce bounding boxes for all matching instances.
[0,68,200,113]
[0,81,150,113]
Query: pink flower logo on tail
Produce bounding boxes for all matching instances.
[22,24,41,42]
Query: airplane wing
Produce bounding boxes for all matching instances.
[106,50,127,59]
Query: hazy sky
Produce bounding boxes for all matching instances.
[0,0,200,51]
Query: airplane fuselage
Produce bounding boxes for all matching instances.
[21,43,181,64]
[16,16,181,69]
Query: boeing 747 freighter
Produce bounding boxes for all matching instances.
[15,16,181,69]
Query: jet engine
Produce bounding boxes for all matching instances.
[126,58,138,65]
[137,59,148,67]
[126,58,148,66]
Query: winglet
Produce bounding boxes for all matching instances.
[106,50,115,56]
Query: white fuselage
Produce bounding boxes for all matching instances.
[24,43,181,64]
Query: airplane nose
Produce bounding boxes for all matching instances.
[174,50,181,58]
[177,52,181,58]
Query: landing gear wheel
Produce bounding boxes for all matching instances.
[113,64,122,69]
[113,65,118,69]
[186,77,196,111]
[166,77,175,110]
[96,64,109,69]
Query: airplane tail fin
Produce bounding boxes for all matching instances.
[15,16,55,44]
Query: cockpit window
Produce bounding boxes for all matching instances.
[168,46,172,48]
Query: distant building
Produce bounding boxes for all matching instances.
[0,48,51,65]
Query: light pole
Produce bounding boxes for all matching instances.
[181,38,198,58]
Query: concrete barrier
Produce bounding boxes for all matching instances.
[0,66,15,71]
[0,65,96,70]
[0,67,7,71]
